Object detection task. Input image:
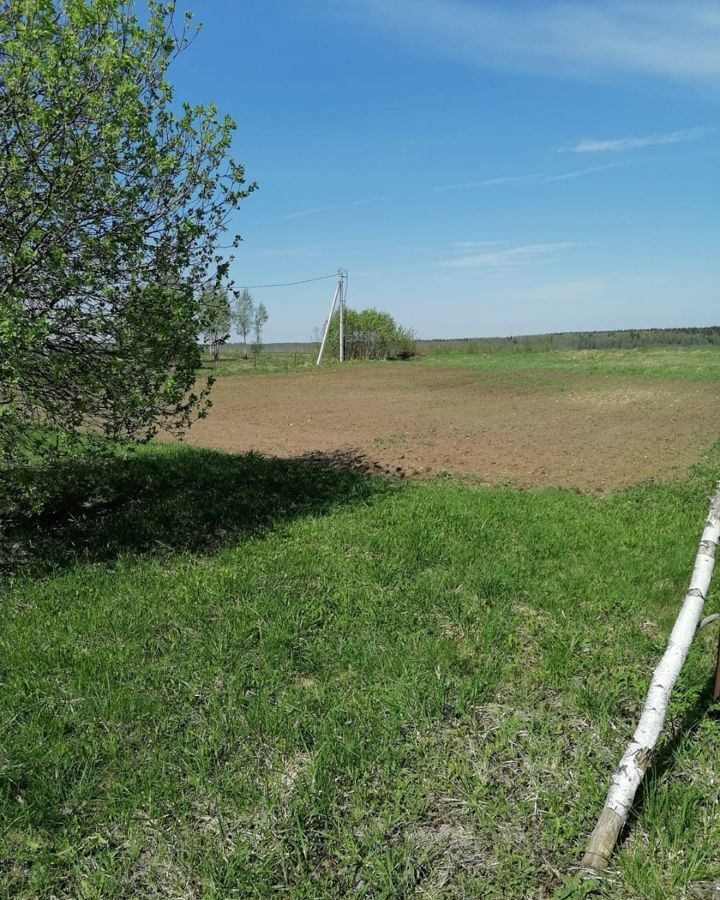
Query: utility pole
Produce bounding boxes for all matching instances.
[338,269,344,362]
[316,269,347,366]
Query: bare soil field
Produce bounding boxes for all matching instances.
[183,364,720,491]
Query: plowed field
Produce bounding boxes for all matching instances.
[182,363,720,491]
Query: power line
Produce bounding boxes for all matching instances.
[239,273,338,289]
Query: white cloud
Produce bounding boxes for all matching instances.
[546,162,634,181]
[244,246,325,258]
[435,162,628,191]
[280,196,384,221]
[442,241,592,269]
[436,174,546,191]
[511,280,607,302]
[452,240,502,249]
[345,1,720,83]
[563,126,717,153]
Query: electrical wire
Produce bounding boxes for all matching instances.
[239,273,338,289]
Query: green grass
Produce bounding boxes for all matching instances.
[4,350,720,897]
[206,344,720,386]
[200,350,316,377]
[416,345,720,384]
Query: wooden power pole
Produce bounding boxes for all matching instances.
[316,269,346,366]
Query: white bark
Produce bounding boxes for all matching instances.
[583,483,720,872]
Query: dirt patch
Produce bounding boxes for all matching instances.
[181,365,720,491]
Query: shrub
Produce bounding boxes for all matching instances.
[321,308,416,361]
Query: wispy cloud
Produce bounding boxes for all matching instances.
[244,246,325,258]
[452,240,502,249]
[437,174,545,191]
[511,280,607,302]
[346,1,720,83]
[435,162,628,192]
[280,196,384,221]
[563,125,717,153]
[442,241,592,270]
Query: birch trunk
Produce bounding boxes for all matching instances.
[582,483,720,872]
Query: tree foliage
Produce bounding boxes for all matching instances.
[321,307,415,361]
[235,288,254,357]
[253,301,268,352]
[420,326,720,354]
[199,286,232,362]
[0,0,255,456]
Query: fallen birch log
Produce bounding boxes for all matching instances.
[582,483,720,873]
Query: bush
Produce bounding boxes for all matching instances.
[321,308,416,361]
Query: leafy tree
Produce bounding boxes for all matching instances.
[235,288,255,358]
[0,0,255,459]
[320,307,415,361]
[253,302,268,354]
[200,286,232,362]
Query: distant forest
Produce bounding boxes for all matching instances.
[258,326,720,354]
[418,326,720,353]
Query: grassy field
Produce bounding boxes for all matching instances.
[205,345,720,383]
[417,346,720,384]
[3,348,720,898]
[200,350,316,377]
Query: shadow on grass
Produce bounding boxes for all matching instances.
[1,444,388,574]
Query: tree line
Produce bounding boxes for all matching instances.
[200,288,268,362]
[422,326,720,354]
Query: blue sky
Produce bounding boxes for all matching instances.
[170,1,720,342]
